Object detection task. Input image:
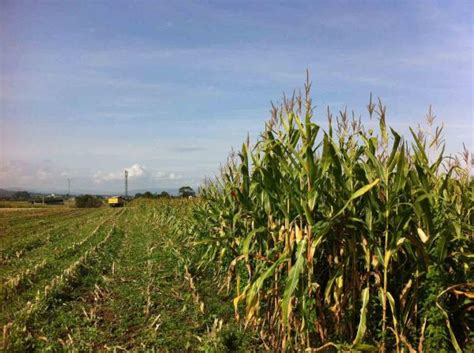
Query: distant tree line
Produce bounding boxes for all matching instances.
[12,191,31,201]
[134,191,171,199]
[3,186,196,205]
[75,195,102,208]
[3,191,64,204]
[135,187,195,199]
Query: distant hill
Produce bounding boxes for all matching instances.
[0,188,16,197]
[0,188,56,197]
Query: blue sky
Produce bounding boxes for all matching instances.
[1,0,472,193]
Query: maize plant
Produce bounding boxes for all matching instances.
[194,76,473,352]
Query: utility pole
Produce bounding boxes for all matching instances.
[124,170,128,198]
[67,178,71,197]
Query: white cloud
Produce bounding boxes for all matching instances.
[93,163,183,185]
[94,163,148,183]
[126,163,147,178]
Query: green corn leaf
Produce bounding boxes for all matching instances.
[443,313,463,353]
[334,179,380,218]
[409,127,429,165]
[353,287,370,345]
[387,128,401,172]
[307,189,318,211]
[324,268,341,304]
[380,115,388,146]
[246,254,289,320]
[302,202,315,227]
[386,291,398,326]
[282,239,307,325]
[242,226,266,259]
[360,135,385,179]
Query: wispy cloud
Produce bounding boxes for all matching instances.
[0,160,73,190]
[93,163,182,185]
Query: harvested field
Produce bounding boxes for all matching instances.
[0,200,250,352]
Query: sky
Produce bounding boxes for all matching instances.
[1,0,472,194]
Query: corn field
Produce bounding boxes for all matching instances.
[194,78,473,352]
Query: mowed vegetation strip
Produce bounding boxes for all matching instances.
[0,207,108,261]
[0,209,121,326]
[0,207,91,237]
[1,200,249,352]
[0,207,105,241]
[33,204,166,351]
[0,208,119,296]
[2,209,125,350]
[0,207,113,271]
[4,214,127,351]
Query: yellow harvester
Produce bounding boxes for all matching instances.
[107,196,124,207]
